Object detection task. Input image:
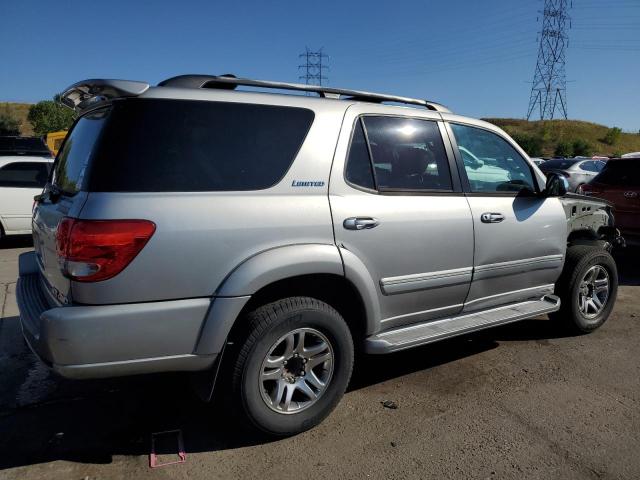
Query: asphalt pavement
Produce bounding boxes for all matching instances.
[1,235,639,480]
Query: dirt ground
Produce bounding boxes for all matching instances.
[1,236,638,480]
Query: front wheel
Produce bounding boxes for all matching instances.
[551,245,618,333]
[231,297,354,436]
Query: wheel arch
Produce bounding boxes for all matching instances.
[195,244,379,355]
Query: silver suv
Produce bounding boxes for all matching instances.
[17,75,623,436]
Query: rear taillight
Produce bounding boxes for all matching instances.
[55,218,156,282]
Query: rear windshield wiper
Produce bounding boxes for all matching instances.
[35,184,63,204]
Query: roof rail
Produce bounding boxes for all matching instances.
[158,74,451,113]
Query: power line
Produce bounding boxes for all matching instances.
[527,0,571,120]
[298,47,329,87]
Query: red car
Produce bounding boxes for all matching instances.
[579,158,640,246]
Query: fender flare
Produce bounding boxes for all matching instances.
[215,244,344,297]
[339,247,381,335]
[196,244,345,355]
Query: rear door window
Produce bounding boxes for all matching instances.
[345,116,452,191]
[580,161,601,172]
[0,162,51,188]
[88,99,314,192]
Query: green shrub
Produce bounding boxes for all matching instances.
[554,141,573,157]
[572,139,593,157]
[0,113,20,135]
[28,100,75,136]
[603,127,622,146]
[511,133,544,157]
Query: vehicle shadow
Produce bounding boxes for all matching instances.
[614,247,640,286]
[0,235,32,250]
[0,313,575,470]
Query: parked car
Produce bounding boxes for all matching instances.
[458,146,511,189]
[580,158,640,246]
[17,76,621,436]
[530,157,546,166]
[0,137,52,238]
[539,158,606,192]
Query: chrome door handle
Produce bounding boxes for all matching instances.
[343,217,380,230]
[480,212,505,223]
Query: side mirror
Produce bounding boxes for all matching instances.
[545,172,569,197]
[470,158,484,170]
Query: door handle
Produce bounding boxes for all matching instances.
[480,212,505,223]
[343,217,380,230]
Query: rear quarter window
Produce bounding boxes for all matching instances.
[87,99,314,192]
[53,109,108,194]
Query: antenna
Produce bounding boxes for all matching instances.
[526,0,571,120]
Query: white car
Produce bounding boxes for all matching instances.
[0,138,53,238]
[458,146,512,190]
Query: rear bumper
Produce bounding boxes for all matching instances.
[17,251,221,379]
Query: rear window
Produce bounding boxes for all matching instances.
[84,99,314,192]
[540,159,578,170]
[594,160,640,187]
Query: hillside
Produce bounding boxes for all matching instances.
[0,102,33,136]
[483,118,640,157]
[1,101,638,157]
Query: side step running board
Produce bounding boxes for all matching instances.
[365,295,561,354]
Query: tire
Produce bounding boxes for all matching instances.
[231,297,354,436]
[551,245,618,333]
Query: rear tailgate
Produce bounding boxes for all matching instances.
[593,185,640,236]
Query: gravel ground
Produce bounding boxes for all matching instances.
[0,236,638,480]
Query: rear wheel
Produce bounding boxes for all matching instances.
[231,297,354,436]
[551,245,618,333]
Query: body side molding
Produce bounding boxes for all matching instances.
[380,266,473,295]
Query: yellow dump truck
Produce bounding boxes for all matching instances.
[45,130,67,156]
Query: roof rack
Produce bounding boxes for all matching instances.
[158,74,451,113]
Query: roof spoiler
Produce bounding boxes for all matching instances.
[59,79,150,114]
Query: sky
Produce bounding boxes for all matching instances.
[1,0,638,130]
